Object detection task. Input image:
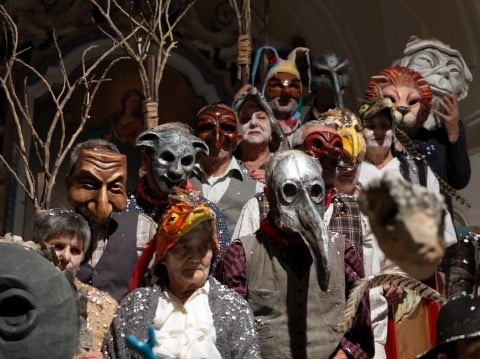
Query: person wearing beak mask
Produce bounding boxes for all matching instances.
[215,150,374,359]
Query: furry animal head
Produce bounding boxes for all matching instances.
[364,65,432,134]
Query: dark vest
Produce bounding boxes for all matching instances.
[190,166,258,235]
[240,231,345,358]
[77,211,139,302]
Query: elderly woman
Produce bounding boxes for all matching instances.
[32,208,118,359]
[233,87,286,183]
[103,191,261,359]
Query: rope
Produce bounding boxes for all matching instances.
[143,100,159,129]
[237,34,251,79]
[230,0,252,82]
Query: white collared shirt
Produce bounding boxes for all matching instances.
[194,157,246,203]
[153,281,221,359]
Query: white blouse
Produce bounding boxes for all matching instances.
[153,281,221,359]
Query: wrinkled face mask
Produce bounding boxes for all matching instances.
[406,48,465,98]
[196,104,239,155]
[137,128,209,194]
[66,150,127,224]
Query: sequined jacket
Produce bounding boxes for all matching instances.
[102,276,262,359]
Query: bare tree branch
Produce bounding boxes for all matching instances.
[0,4,139,211]
[89,0,197,128]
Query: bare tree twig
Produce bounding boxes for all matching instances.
[0,4,137,211]
[90,0,197,127]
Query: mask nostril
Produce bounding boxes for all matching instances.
[0,289,37,340]
[397,106,410,116]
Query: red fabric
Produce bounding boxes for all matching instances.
[325,187,335,209]
[128,239,156,291]
[134,177,169,208]
[385,311,398,359]
[384,273,439,359]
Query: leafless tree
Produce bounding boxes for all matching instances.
[0,5,138,212]
[89,0,197,128]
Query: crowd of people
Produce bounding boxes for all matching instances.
[1,35,479,359]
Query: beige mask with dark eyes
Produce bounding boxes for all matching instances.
[358,171,446,280]
[66,149,127,224]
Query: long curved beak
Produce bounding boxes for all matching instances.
[295,194,331,291]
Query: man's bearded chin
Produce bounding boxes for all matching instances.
[269,97,298,118]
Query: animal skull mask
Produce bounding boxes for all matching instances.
[311,52,350,108]
[357,171,446,280]
[136,127,209,194]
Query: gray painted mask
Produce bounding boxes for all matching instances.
[266,150,330,290]
[0,243,78,359]
[136,127,209,194]
[311,52,350,108]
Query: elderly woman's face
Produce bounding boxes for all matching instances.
[45,234,84,273]
[238,111,272,146]
[162,221,213,293]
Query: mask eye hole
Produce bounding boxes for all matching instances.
[181,155,194,166]
[282,183,297,203]
[310,183,324,203]
[0,289,37,340]
[159,151,175,162]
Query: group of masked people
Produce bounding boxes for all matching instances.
[2,35,479,359]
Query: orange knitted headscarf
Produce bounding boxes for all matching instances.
[153,196,219,266]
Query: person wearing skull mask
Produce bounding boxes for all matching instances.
[302,52,351,121]
[189,104,262,236]
[215,150,374,359]
[127,122,208,221]
[126,123,231,288]
[66,139,156,302]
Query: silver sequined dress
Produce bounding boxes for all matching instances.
[102,276,262,359]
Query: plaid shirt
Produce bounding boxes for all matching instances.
[215,227,374,359]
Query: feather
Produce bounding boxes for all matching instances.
[335,271,444,333]
[395,129,471,208]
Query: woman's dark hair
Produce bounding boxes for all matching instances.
[32,208,91,253]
